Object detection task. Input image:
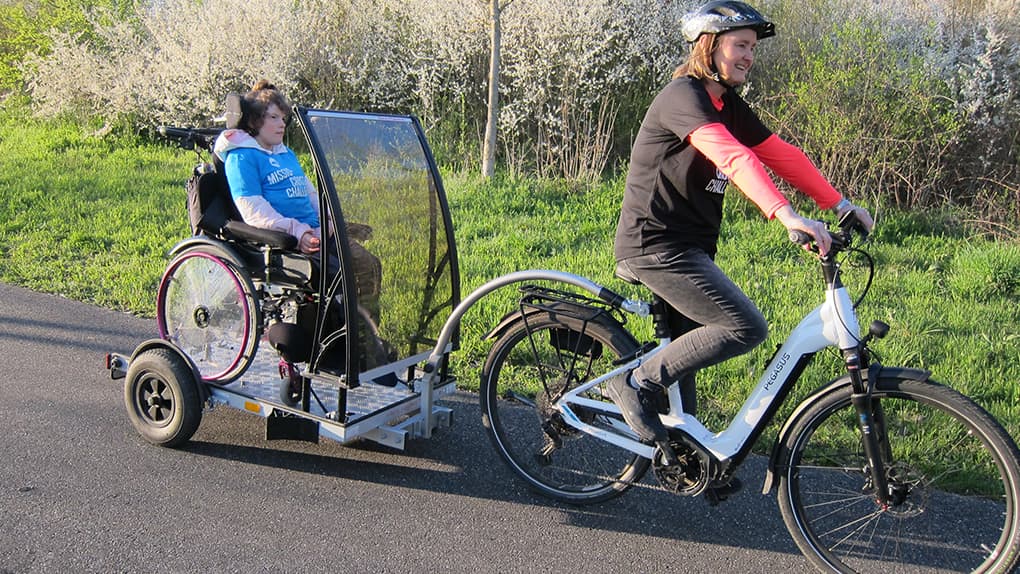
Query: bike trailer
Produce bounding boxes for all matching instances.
[108,107,460,451]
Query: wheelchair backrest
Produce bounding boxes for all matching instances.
[186,152,298,251]
[186,158,242,236]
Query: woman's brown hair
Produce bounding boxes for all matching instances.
[239,79,292,136]
[672,34,719,81]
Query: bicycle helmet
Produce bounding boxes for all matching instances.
[681,1,776,43]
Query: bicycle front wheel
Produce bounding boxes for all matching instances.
[777,376,1020,573]
[480,310,650,504]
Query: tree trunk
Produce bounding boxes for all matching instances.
[481,0,502,178]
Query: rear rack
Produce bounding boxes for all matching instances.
[516,284,626,326]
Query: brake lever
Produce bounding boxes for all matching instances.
[838,209,870,242]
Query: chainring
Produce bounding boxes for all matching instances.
[652,440,710,496]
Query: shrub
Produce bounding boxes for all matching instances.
[0,0,137,94]
[18,0,1020,228]
[758,0,1019,229]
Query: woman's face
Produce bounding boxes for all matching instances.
[713,28,758,86]
[255,103,287,149]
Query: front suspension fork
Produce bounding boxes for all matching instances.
[845,350,894,507]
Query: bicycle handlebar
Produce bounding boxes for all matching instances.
[788,211,870,256]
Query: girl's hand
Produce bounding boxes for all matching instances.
[299,229,321,253]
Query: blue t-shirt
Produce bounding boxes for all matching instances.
[224,147,319,228]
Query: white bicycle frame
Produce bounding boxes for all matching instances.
[560,283,861,461]
[421,268,861,461]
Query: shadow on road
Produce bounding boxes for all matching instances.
[181,392,801,557]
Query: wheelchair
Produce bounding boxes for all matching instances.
[109,100,461,449]
[155,122,324,397]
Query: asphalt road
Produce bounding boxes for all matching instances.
[0,282,809,573]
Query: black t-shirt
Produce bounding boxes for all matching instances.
[614,77,772,260]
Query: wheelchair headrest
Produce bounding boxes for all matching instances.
[223,93,243,129]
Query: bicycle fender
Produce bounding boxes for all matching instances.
[761,364,931,494]
[483,308,534,341]
[128,338,210,404]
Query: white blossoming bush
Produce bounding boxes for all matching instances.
[23,0,1019,220]
[496,0,691,179]
[28,0,310,127]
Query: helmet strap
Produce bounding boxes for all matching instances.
[708,62,733,88]
[707,34,733,88]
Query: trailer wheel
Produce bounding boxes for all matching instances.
[124,347,203,447]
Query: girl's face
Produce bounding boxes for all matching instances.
[713,28,758,86]
[255,103,287,149]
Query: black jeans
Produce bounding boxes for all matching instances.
[616,248,768,407]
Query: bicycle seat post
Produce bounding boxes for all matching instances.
[651,295,671,341]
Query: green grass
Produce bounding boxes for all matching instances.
[2,110,1018,450]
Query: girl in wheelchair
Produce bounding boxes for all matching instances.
[213,79,322,254]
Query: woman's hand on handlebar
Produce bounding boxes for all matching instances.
[775,205,832,255]
[840,202,875,234]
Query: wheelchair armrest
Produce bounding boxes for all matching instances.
[222,220,298,251]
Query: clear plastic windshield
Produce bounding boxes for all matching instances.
[301,110,458,379]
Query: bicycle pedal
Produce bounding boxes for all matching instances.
[704,477,743,506]
[705,490,723,506]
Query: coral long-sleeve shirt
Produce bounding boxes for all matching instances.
[688,124,841,219]
[615,77,842,260]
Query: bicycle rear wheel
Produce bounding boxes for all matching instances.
[777,376,1020,573]
[480,309,650,504]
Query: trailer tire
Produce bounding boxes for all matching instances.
[124,347,203,447]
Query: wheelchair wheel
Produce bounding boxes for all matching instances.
[157,249,260,384]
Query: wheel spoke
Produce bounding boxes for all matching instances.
[506,391,537,409]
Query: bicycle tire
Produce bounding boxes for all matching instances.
[480,309,651,504]
[776,376,1020,573]
[157,249,260,384]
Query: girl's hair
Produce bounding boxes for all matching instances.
[672,34,718,81]
[239,79,292,136]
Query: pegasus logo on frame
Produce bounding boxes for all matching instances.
[763,352,791,392]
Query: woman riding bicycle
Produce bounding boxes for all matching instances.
[608,1,874,445]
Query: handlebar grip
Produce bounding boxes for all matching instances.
[788,230,813,245]
[157,125,222,153]
[158,126,191,139]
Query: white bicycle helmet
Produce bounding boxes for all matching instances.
[681,1,776,43]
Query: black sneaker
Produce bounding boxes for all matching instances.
[606,371,668,442]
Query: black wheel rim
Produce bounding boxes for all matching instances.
[135,372,176,428]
